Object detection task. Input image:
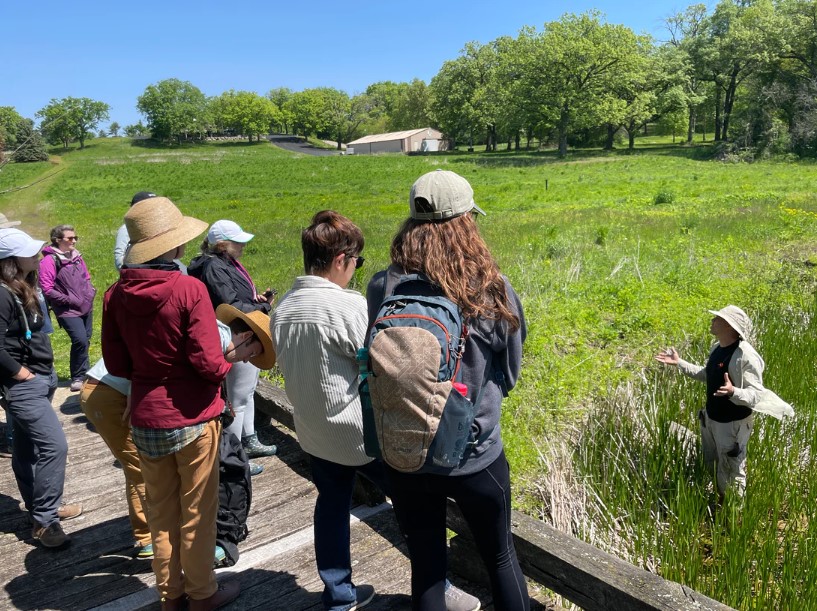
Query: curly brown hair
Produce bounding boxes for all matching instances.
[390,214,519,330]
[0,258,39,315]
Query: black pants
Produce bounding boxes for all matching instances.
[387,449,529,611]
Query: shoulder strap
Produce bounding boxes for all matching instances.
[0,283,31,342]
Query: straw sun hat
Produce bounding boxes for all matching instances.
[216,304,276,370]
[124,197,207,265]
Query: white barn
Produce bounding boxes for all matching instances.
[347,127,448,155]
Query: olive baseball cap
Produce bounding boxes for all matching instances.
[409,170,486,221]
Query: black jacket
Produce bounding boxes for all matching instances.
[0,287,54,381]
[188,253,271,314]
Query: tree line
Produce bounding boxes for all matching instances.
[3,1,817,160]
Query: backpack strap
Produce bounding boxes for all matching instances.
[0,283,31,342]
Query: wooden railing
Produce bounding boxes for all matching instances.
[255,379,733,611]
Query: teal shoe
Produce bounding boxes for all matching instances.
[242,433,277,458]
[249,461,264,476]
[214,544,227,567]
[136,542,154,559]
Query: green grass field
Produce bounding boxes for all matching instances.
[2,136,817,608]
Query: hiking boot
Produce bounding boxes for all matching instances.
[32,521,68,548]
[349,584,375,610]
[445,582,481,611]
[249,461,264,477]
[69,379,83,392]
[57,503,82,520]
[188,580,240,611]
[242,433,277,458]
[160,595,187,611]
[136,542,154,559]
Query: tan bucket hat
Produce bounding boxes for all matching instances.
[124,197,207,265]
[709,305,752,340]
[0,213,22,229]
[216,304,276,370]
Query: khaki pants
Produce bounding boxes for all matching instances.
[80,380,150,546]
[700,409,753,496]
[139,419,220,601]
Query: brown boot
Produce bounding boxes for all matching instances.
[160,594,188,611]
[31,522,68,548]
[57,503,83,520]
[188,581,240,611]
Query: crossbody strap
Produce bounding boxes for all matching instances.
[0,283,31,342]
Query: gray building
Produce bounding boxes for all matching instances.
[347,127,448,155]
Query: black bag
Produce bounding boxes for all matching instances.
[216,427,252,566]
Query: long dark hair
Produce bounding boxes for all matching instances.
[391,214,519,330]
[0,258,39,315]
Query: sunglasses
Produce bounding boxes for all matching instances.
[61,236,79,242]
[350,255,365,269]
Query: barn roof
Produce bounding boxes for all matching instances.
[347,127,440,145]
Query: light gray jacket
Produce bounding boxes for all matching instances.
[678,341,793,420]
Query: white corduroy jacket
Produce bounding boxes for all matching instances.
[271,275,372,466]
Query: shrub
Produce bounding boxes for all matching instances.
[653,189,675,205]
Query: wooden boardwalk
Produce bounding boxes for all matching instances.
[0,386,502,611]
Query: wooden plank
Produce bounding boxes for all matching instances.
[446,500,733,611]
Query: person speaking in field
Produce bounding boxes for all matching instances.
[655,305,793,502]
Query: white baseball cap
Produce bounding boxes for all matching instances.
[207,220,254,245]
[0,228,45,259]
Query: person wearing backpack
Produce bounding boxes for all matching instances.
[0,228,82,548]
[39,224,96,392]
[366,170,529,611]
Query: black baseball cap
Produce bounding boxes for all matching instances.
[131,191,157,206]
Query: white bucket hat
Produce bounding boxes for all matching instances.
[709,305,752,340]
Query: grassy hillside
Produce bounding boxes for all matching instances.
[2,137,817,608]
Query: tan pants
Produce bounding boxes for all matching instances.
[80,380,151,546]
[139,419,220,601]
[700,410,754,496]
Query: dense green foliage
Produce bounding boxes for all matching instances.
[11,122,48,162]
[1,138,816,608]
[36,97,110,150]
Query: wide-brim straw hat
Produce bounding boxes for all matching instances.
[124,197,208,265]
[216,304,276,370]
[709,305,752,340]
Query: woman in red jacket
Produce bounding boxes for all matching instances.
[101,197,240,611]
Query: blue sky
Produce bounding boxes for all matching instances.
[3,0,693,130]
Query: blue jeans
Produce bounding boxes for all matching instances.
[57,312,92,381]
[309,454,388,611]
[5,369,64,527]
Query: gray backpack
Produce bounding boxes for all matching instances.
[359,274,491,473]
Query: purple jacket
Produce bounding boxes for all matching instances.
[39,245,96,317]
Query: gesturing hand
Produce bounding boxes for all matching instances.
[714,372,735,397]
[654,347,679,366]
